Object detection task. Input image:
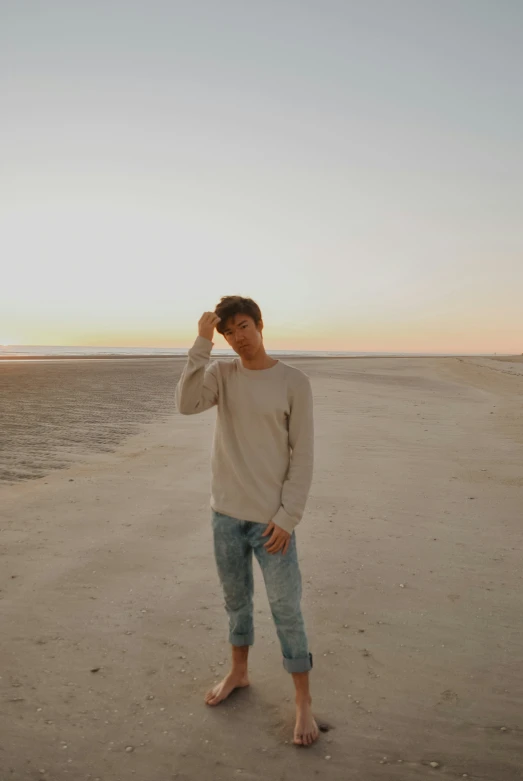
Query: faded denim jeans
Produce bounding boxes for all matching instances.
[212,510,313,674]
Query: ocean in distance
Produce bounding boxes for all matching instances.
[0,345,497,359]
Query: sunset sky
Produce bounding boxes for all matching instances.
[2,1,522,353]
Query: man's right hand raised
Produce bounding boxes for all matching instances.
[198,312,221,342]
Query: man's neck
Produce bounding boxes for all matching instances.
[240,346,278,371]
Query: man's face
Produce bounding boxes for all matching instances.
[221,314,263,357]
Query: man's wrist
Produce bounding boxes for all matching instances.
[273,505,296,535]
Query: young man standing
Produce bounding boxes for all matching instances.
[175,295,318,746]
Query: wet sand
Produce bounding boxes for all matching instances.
[1,355,522,780]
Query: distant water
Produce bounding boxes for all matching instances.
[1,344,379,358]
[0,345,494,359]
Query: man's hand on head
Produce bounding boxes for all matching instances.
[262,521,291,555]
[198,312,221,342]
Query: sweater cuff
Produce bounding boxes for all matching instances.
[273,506,298,535]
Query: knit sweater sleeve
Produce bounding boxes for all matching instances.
[272,374,314,534]
[175,336,219,415]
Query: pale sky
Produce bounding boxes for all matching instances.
[2,0,522,352]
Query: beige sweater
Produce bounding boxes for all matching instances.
[175,336,314,534]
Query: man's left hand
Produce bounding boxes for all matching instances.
[262,522,291,555]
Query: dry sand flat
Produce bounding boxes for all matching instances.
[1,356,522,780]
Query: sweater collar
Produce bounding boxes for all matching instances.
[236,358,282,376]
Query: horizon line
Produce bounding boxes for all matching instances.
[0,344,519,358]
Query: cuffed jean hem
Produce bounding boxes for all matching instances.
[283,653,313,674]
[230,631,254,647]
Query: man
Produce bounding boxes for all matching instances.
[175,295,318,746]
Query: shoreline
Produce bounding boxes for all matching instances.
[0,353,520,362]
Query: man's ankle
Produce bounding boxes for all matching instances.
[295,694,312,706]
[231,665,248,677]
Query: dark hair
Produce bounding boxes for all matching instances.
[214,296,262,335]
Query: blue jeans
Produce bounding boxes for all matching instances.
[211,510,313,674]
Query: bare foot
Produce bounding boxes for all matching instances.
[294,698,320,746]
[205,671,250,706]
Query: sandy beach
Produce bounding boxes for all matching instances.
[1,355,522,781]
